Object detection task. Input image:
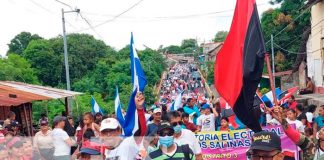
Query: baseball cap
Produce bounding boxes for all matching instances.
[153,108,162,114]
[250,131,281,151]
[80,139,101,155]
[201,103,210,109]
[157,121,174,133]
[100,118,120,132]
[53,116,66,125]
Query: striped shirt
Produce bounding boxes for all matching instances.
[149,144,195,160]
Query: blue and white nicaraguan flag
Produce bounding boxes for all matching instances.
[91,96,104,115]
[121,33,148,136]
[261,88,281,107]
[115,86,125,125]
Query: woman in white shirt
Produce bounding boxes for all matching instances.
[286,108,305,133]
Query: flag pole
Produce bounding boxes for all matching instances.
[265,53,278,106]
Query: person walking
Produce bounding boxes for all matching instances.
[33,120,54,160]
[146,108,162,136]
[167,111,202,160]
[197,103,218,132]
[100,118,142,160]
[51,116,75,160]
[149,121,195,160]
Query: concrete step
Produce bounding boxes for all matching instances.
[296,93,324,114]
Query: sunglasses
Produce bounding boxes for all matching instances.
[171,121,183,127]
[159,130,174,137]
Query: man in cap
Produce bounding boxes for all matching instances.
[149,121,195,160]
[51,116,75,160]
[167,111,202,160]
[100,118,143,160]
[146,108,162,136]
[248,131,284,160]
[248,106,314,160]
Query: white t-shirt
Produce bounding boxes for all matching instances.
[51,128,70,156]
[105,136,143,160]
[306,112,314,123]
[174,129,201,155]
[197,114,215,131]
[314,148,324,160]
[286,118,305,133]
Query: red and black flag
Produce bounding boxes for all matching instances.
[214,0,265,132]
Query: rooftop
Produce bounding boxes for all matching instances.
[0,81,82,106]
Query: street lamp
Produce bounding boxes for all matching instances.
[61,8,80,115]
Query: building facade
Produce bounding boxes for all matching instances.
[307,0,324,92]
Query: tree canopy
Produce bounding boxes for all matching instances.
[213,31,228,42]
[7,32,43,55]
[261,0,310,71]
[0,54,38,84]
[3,32,167,121]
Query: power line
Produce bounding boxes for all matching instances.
[54,0,73,10]
[76,0,145,32]
[78,12,104,39]
[274,42,322,55]
[79,3,267,22]
[265,1,318,44]
[273,17,324,49]
[27,0,78,30]
[29,0,55,14]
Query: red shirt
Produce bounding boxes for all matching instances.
[289,101,297,110]
[183,121,197,132]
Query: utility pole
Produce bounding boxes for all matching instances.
[62,8,80,116]
[271,34,276,88]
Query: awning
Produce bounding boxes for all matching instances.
[0,81,83,106]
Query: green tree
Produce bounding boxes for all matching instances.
[213,31,228,42]
[49,33,115,84]
[0,54,38,84]
[7,32,43,55]
[180,39,197,53]
[261,0,310,71]
[23,39,62,87]
[163,45,182,54]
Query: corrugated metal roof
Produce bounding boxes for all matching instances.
[0,81,83,106]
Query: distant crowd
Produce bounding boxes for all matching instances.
[0,63,323,160]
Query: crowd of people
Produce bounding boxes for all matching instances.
[0,63,323,160]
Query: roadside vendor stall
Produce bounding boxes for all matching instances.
[0,81,82,136]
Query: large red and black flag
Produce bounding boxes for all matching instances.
[214,0,265,132]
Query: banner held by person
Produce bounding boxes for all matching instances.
[214,0,266,132]
[195,125,298,160]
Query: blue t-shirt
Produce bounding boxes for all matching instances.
[315,115,324,129]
